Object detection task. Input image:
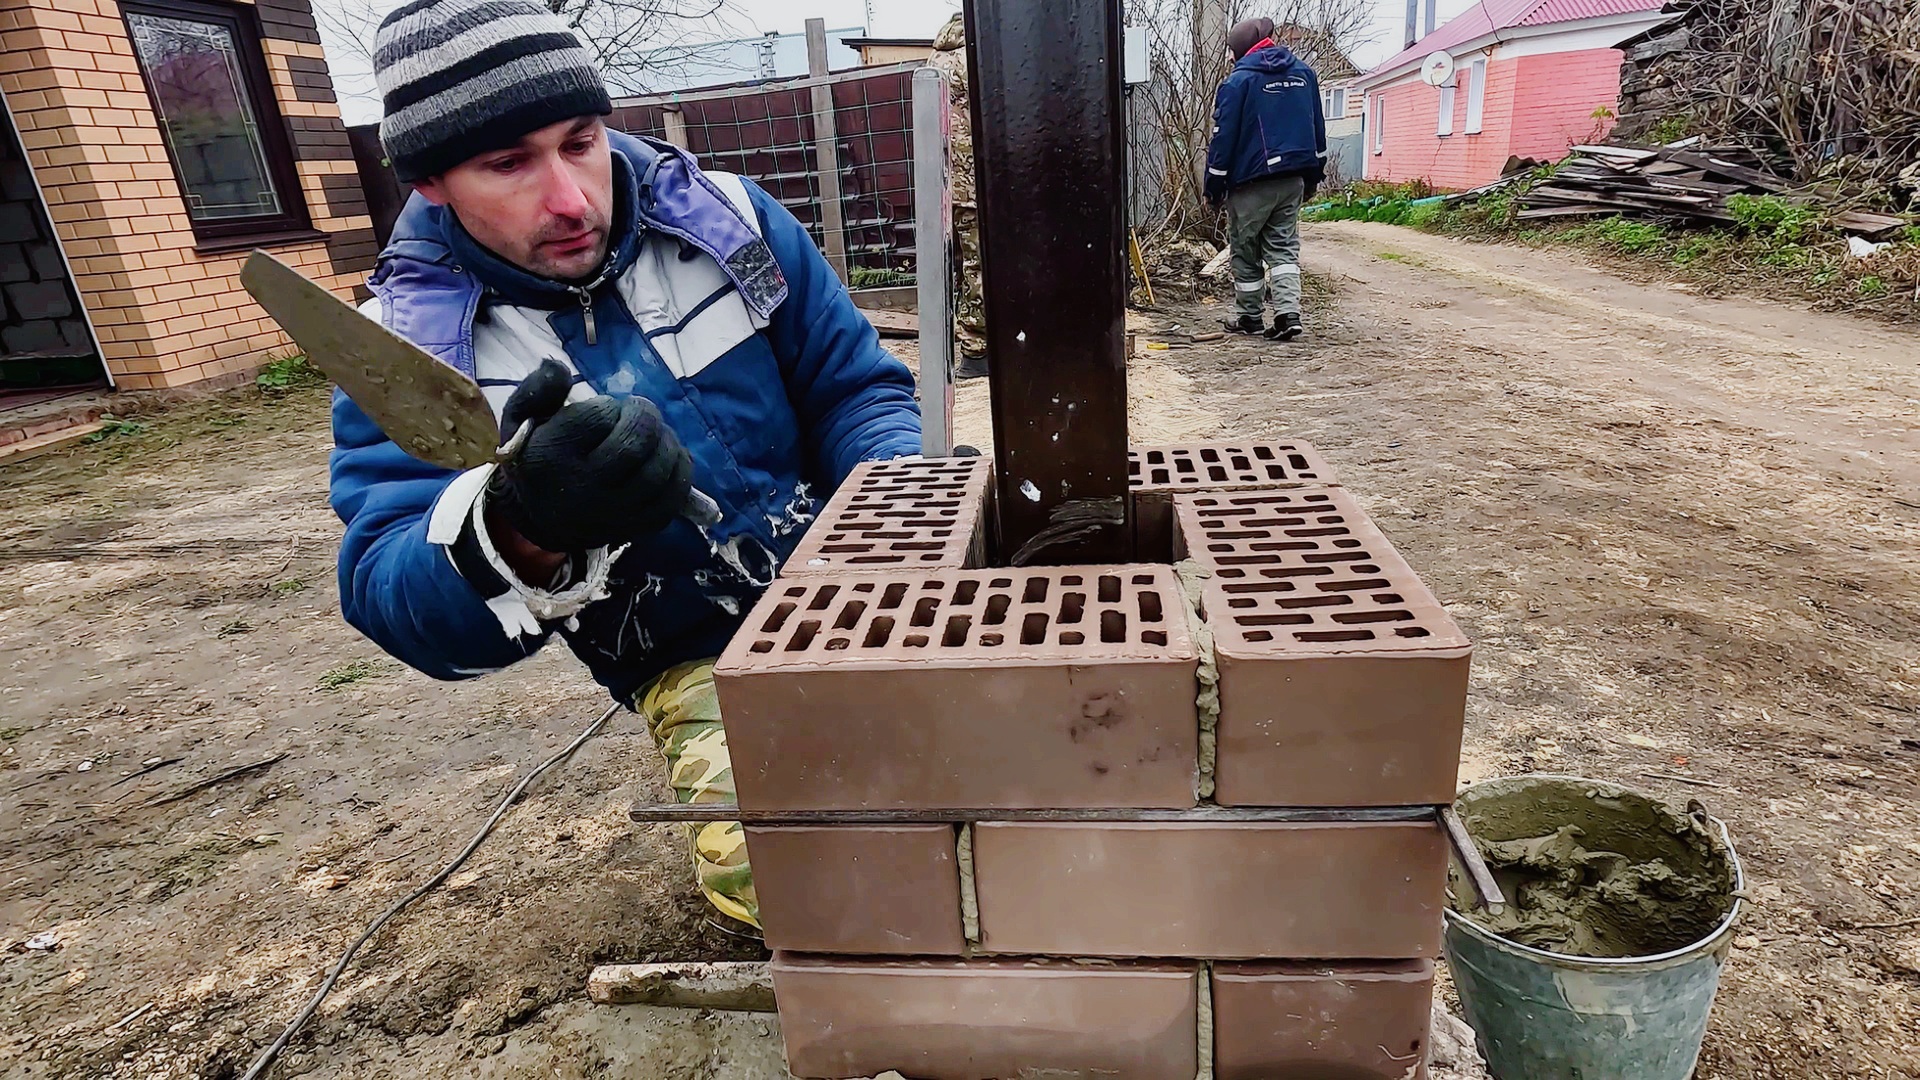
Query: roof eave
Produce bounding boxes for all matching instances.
[1355,7,1674,90]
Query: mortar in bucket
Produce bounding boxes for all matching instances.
[1443,775,1744,1080]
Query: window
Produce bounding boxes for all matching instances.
[124,0,312,248]
[1324,87,1347,119]
[1436,81,1456,136]
[1465,59,1488,134]
[1371,95,1385,153]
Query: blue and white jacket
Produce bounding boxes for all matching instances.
[330,132,921,704]
[1205,44,1328,203]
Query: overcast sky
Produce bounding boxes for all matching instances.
[317,0,1479,125]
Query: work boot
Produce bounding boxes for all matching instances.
[1222,314,1264,335]
[953,353,990,381]
[1267,313,1303,341]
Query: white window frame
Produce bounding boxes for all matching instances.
[1325,87,1346,118]
[1436,80,1457,136]
[1371,94,1385,153]
[1465,58,1488,134]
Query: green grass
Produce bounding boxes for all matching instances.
[83,416,148,443]
[1645,114,1692,145]
[849,267,915,289]
[0,727,26,743]
[1376,250,1407,261]
[1857,276,1889,297]
[256,354,326,392]
[317,659,384,691]
[1727,195,1820,244]
[271,578,311,596]
[1566,217,1670,255]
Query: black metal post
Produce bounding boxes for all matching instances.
[964,0,1132,566]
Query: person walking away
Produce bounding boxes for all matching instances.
[336,0,921,931]
[1206,17,1326,341]
[926,14,990,380]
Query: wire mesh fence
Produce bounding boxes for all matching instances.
[611,64,920,285]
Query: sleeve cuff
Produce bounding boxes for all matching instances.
[425,465,625,638]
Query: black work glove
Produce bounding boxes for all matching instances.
[487,359,694,553]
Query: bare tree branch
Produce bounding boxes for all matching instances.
[315,0,755,105]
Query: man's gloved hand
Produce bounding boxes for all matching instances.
[487,359,694,553]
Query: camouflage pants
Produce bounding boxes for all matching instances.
[955,203,987,359]
[636,659,758,929]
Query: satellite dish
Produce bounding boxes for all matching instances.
[1421,50,1457,86]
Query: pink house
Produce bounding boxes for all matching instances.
[1357,0,1674,190]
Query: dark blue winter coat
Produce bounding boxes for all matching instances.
[328,132,921,704]
[1205,44,1328,202]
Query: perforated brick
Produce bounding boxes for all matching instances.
[714,566,1199,811]
[972,821,1447,959]
[1175,487,1471,807]
[1212,960,1435,1080]
[770,954,1200,1080]
[745,825,966,956]
[781,458,992,576]
[1130,441,1337,561]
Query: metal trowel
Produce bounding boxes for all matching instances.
[241,250,722,526]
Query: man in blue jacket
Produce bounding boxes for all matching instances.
[1206,18,1328,341]
[332,0,921,928]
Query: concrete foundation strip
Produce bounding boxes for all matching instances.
[587,961,776,1012]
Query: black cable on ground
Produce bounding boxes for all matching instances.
[239,701,622,1080]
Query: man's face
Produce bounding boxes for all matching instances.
[416,116,615,282]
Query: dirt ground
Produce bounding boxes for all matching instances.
[3,220,1918,1079]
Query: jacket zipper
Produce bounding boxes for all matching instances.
[573,285,598,346]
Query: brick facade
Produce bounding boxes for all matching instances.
[1365,46,1625,190]
[0,0,374,390]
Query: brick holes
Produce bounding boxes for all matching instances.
[740,568,1180,657]
[783,458,992,576]
[1181,489,1465,651]
[1129,441,1330,489]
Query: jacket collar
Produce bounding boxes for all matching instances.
[1235,43,1298,74]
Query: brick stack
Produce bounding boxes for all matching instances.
[711,445,1470,1080]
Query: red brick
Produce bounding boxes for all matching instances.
[782,457,992,576]
[972,821,1446,959]
[715,566,1199,811]
[1175,487,1470,806]
[745,825,966,956]
[770,954,1199,1079]
[1212,959,1435,1080]
[1130,440,1336,560]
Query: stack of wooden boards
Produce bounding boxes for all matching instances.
[1496,142,1909,238]
[709,447,1473,1079]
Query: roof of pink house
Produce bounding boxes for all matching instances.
[1368,0,1668,78]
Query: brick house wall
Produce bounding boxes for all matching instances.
[0,0,376,390]
[1363,45,1626,190]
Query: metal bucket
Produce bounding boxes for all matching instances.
[1443,775,1745,1080]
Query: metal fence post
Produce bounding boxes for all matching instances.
[912,67,954,458]
[805,18,851,283]
[967,0,1133,565]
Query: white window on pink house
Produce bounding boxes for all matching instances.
[1465,59,1488,134]
[1436,81,1457,136]
[1371,95,1385,153]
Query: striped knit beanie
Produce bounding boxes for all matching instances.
[374,0,613,183]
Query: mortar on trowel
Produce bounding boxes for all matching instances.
[1443,774,1744,1080]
